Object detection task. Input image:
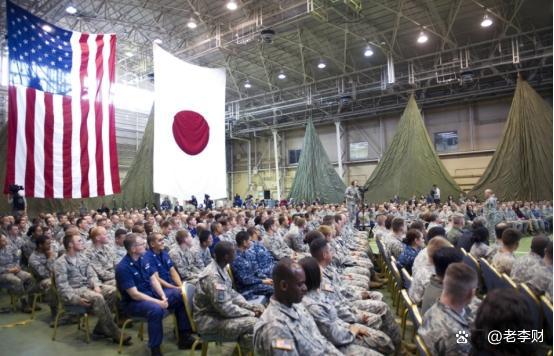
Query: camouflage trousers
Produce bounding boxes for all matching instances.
[339,342,383,356]
[197,316,257,354]
[73,285,119,338]
[352,323,394,355]
[351,300,401,347]
[0,270,35,296]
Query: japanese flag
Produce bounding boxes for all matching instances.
[153,45,227,200]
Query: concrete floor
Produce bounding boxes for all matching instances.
[0,297,236,356]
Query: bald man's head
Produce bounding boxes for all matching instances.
[272,258,307,306]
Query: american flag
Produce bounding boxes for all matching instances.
[4,1,120,198]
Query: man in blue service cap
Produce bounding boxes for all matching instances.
[115,233,196,356]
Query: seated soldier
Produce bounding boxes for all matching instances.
[469,227,490,259]
[526,241,553,296]
[21,224,43,264]
[485,222,510,261]
[253,258,343,356]
[511,235,550,286]
[471,289,537,356]
[85,226,118,286]
[194,241,264,356]
[262,218,296,260]
[115,233,195,356]
[418,263,477,355]
[397,229,424,275]
[54,234,130,344]
[113,228,128,263]
[168,230,202,284]
[283,217,308,253]
[0,233,35,313]
[145,232,182,289]
[192,229,213,269]
[29,235,55,314]
[246,227,275,278]
[491,228,521,275]
[299,256,392,355]
[231,231,273,301]
[310,236,401,351]
[382,217,405,259]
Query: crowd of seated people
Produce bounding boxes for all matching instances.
[0,196,551,356]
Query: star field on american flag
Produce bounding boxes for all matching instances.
[8,4,73,94]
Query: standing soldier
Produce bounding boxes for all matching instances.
[483,189,501,243]
[345,181,361,224]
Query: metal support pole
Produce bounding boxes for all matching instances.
[272,129,281,200]
[335,121,344,178]
[469,102,475,151]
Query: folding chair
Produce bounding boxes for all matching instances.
[479,258,508,291]
[541,295,552,345]
[519,283,543,331]
[50,275,91,343]
[182,282,243,356]
[401,268,412,290]
[415,335,431,356]
[399,290,414,339]
[389,257,402,312]
[407,304,423,341]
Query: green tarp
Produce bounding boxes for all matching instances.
[469,78,553,201]
[288,120,346,203]
[0,109,157,216]
[363,95,462,203]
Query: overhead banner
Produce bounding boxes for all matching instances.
[153,45,227,201]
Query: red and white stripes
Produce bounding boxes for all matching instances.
[4,32,120,198]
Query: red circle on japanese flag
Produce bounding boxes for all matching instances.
[172,110,209,155]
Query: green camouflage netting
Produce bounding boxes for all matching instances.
[363,94,462,203]
[0,108,157,216]
[469,78,553,201]
[288,120,346,203]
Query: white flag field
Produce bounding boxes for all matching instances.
[153,45,227,201]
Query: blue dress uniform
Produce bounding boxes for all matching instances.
[145,249,175,285]
[246,240,275,278]
[188,227,197,238]
[209,234,221,258]
[115,254,192,349]
[231,249,273,301]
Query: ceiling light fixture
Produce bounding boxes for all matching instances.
[125,51,134,58]
[364,45,374,57]
[244,80,251,89]
[481,14,493,27]
[65,6,77,14]
[417,30,428,44]
[226,1,238,10]
[187,19,197,29]
[277,71,286,80]
[317,60,326,69]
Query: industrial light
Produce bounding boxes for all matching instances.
[481,14,493,27]
[277,71,286,80]
[125,51,134,58]
[317,60,326,69]
[153,38,163,44]
[65,6,77,14]
[363,46,374,57]
[226,1,238,10]
[187,19,197,29]
[417,31,428,44]
[42,24,53,33]
[244,80,251,89]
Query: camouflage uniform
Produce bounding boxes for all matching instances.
[113,244,127,264]
[528,264,553,296]
[322,265,401,347]
[231,249,273,300]
[409,260,435,304]
[446,227,463,246]
[168,245,202,283]
[491,251,516,275]
[510,252,543,285]
[345,186,361,223]
[0,242,35,296]
[253,298,343,356]
[483,196,501,243]
[192,246,212,269]
[85,244,118,286]
[29,250,54,290]
[53,253,119,337]
[263,233,295,260]
[193,261,261,354]
[283,231,308,253]
[485,242,502,262]
[382,233,404,259]
[246,241,275,278]
[303,289,392,355]
[418,301,471,355]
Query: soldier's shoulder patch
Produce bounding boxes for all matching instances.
[271,339,293,351]
[214,283,226,291]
